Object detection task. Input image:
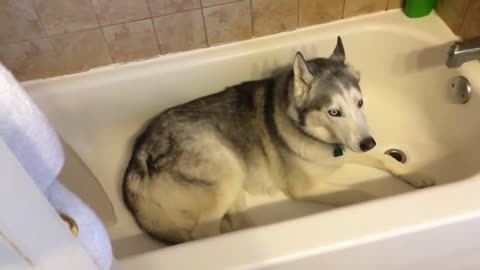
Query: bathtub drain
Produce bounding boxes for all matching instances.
[384,149,407,163]
[450,76,471,104]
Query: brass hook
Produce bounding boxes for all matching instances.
[59,212,79,237]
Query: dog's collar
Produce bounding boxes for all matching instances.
[333,144,344,157]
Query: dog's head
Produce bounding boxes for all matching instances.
[288,36,375,152]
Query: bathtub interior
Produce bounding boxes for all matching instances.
[24,11,480,259]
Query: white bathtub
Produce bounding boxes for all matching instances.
[25,10,480,269]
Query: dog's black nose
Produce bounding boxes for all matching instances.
[359,137,376,152]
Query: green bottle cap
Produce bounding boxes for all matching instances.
[404,0,436,18]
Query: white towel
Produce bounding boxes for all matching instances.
[47,181,112,270]
[0,65,63,193]
[0,64,113,270]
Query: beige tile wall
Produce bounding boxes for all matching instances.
[343,0,388,18]
[458,0,480,39]
[6,0,474,82]
[436,0,480,38]
[299,0,344,27]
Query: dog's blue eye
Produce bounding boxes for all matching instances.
[328,109,342,117]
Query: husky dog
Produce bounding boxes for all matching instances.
[123,37,435,244]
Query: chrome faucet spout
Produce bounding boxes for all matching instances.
[446,37,480,68]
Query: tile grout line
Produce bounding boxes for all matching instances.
[250,0,254,38]
[30,0,49,41]
[342,0,346,19]
[202,0,243,9]
[29,0,66,73]
[93,17,155,30]
[457,0,472,36]
[43,17,153,39]
[145,0,163,54]
[200,6,211,47]
[148,7,201,17]
[297,0,300,28]
[87,0,114,64]
[28,3,50,46]
[199,0,211,47]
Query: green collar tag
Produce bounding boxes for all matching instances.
[333,144,344,157]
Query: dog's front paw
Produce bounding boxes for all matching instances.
[400,172,436,188]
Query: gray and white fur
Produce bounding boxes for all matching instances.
[123,37,435,244]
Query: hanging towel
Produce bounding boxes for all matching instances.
[0,64,113,270]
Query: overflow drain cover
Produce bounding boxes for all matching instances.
[385,148,407,163]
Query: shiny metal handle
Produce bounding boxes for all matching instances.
[447,36,480,68]
[456,36,480,52]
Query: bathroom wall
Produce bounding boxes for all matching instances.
[0,0,404,81]
[436,0,480,38]
[0,0,476,82]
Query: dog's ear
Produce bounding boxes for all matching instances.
[293,52,313,103]
[330,36,345,63]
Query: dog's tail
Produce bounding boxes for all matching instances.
[123,129,174,212]
[122,145,149,213]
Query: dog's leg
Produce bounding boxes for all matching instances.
[189,145,246,240]
[289,180,374,207]
[345,152,435,188]
[191,180,244,240]
[222,190,254,232]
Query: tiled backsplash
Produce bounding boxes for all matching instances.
[436,0,480,39]
[0,0,477,81]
